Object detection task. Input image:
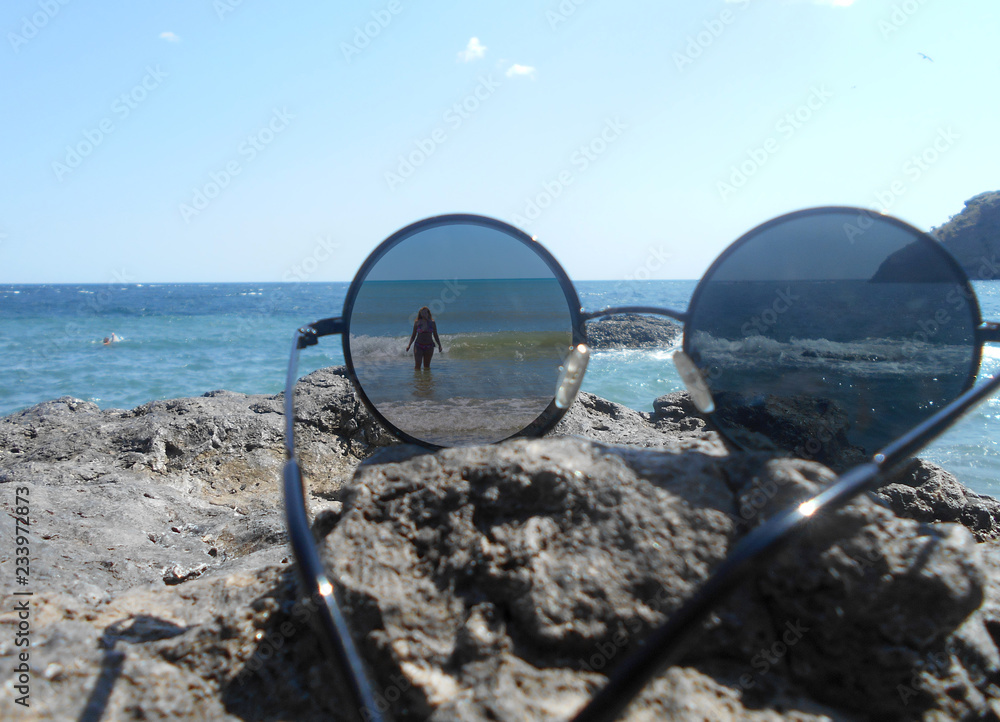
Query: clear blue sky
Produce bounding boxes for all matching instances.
[2,0,997,283]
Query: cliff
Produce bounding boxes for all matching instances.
[934,191,1000,280]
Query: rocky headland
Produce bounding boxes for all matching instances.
[934,191,1000,281]
[2,368,1000,720]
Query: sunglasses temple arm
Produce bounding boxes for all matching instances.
[283,331,304,457]
[283,330,386,722]
[573,372,1000,722]
[580,306,688,324]
[568,460,880,722]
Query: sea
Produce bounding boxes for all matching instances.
[1,280,997,495]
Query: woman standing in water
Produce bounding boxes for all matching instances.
[405,306,442,369]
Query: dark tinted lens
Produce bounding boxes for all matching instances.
[685,208,980,469]
[345,219,574,446]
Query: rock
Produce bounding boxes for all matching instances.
[553,391,724,455]
[585,313,682,349]
[877,458,1000,541]
[0,368,367,598]
[2,372,1000,720]
[742,465,989,718]
[933,191,1000,280]
[870,238,961,283]
[707,391,869,471]
[321,437,996,721]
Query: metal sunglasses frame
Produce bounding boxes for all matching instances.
[281,209,1000,722]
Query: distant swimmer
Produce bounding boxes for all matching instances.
[103,332,121,345]
[405,307,442,369]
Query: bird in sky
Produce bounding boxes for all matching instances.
[918,52,934,62]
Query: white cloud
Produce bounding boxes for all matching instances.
[505,64,536,79]
[159,31,181,42]
[457,37,486,62]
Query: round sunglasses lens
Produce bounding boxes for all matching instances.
[685,209,980,469]
[346,220,575,446]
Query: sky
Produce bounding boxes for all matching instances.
[364,222,559,281]
[2,0,998,283]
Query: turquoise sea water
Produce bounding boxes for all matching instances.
[1,280,997,494]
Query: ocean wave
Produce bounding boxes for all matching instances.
[590,346,679,362]
[689,331,974,376]
[349,331,572,362]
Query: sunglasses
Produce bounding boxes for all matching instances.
[281,207,1000,721]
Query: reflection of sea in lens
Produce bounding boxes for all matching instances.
[347,222,574,446]
[686,212,978,469]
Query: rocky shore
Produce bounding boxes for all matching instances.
[2,367,1000,720]
[584,313,681,350]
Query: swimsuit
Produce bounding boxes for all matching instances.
[414,321,436,351]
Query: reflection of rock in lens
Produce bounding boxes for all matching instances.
[714,392,869,470]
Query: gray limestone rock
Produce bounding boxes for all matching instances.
[877,458,1000,541]
[320,437,996,721]
[1,371,999,721]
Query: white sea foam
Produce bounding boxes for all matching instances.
[690,331,972,377]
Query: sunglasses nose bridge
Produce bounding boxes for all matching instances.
[555,343,590,409]
[673,350,716,414]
